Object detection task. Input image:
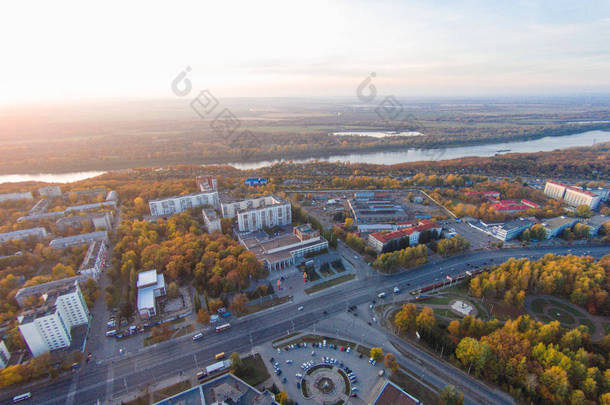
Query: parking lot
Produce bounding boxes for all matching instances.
[260,337,385,404]
[450,221,499,249]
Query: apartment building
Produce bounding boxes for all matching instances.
[221,195,291,232]
[0,227,48,244]
[0,192,33,202]
[0,341,10,369]
[38,186,62,197]
[202,208,222,233]
[49,231,108,249]
[78,240,108,278]
[56,211,114,231]
[18,281,90,356]
[196,175,217,192]
[544,181,602,209]
[148,191,219,216]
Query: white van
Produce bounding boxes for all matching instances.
[105,330,117,337]
[192,333,204,341]
[12,393,32,402]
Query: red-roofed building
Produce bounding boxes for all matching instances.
[367,221,441,253]
[490,199,540,213]
[465,190,500,198]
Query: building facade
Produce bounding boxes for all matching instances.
[18,281,90,356]
[0,192,33,202]
[222,195,291,232]
[542,217,579,239]
[49,231,108,249]
[367,220,441,253]
[492,218,535,241]
[0,341,10,369]
[202,209,222,233]
[544,181,603,209]
[149,191,219,216]
[38,186,62,197]
[137,270,166,319]
[0,227,48,244]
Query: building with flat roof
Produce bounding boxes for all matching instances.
[0,227,48,244]
[64,200,116,213]
[490,199,540,213]
[371,380,421,405]
[137,270,166,319]
[38,186,62,197]
[17,211,65,223]
[222,195,291,232]
[154,372,279,405]
[0,192,33,202]
[490,218,535,241]
[348,197,408,231]
[239,224,328,271]
[542,216,579,239]
[56,211,114,231]
[15,276,88,307]
[49,231,108,249]
[149,191,219,216]
[0,340,10,369]
[202,208,222,233]
[583,215,609,236]
[78,240,108,278]
[544,180,603,209]
[17,281,90,356]
[367,220,441,253]
[196,175,217,192]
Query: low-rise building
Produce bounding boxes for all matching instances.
[542,216,579,239]
[239,224,328,271]
[56,211,114,231]
[149,191,219,216]
[348,197,408,227]
[465,190,501,199]
[370,380,421,405]
[49,231,108,249]
[0,227,48,244]
[583,215,609,237]
[491,218,535,241]
[367,220,441,253]
[222,195,291,233]
[0,192,33,202]
[202,209,222,233]
[17,281,90,356]
[38,186,62,197]
[17,211,65,223]
[490,199,540,213]
[137,270,166,319]
[106,190,118,201]
[0,340,10,369]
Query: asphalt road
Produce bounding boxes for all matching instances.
[1,244,607,405]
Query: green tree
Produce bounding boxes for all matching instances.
[575,204,593,218]
[416,307,436,333]
[440,385,464,405]
[370,347,383,361]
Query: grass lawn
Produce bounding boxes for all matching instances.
[531,298,548,309]
[356,344,372,357]
[441,280,470,295]
[432,308,461,319]
[319,266,335,277]
[237,353,271,387]
[305,274,355,294]
[152,380,191,402]
[538,315,553,323]
[272,332,301,345]
[390,369,440,405]
[547,307,577,325]
[546,299,584,317]
[245,296,291,315]
[419,295,453,305]
[174,324,194,338]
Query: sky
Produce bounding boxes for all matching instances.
[1,0,609,105]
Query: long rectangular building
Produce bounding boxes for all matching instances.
[367,220,441,253]
[544,180,603,209]
[49,231,108,249]
[149,191,219,216]
[0,192,33,202]
[0,227,48,243]
[221,195,291,233]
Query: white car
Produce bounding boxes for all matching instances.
[298,306,304,311]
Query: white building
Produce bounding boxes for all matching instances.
[221,195,291,232]
[202,209,222,233]
[148,191,219,216]
[78,240,108,279]
[49,231,108,249]
[18,281,90,356]
[137,270,166,319]
[492,218,535,241]
[0,192,33,202]
[196,175,217,192]
[0,340,10,369]
[38,186,62,197]
[542,216,579,239]
[583,215,609,236]
[0,227,48,244]
[544,181,603,209]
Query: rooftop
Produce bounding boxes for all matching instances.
[137,269,159,288]
[149,190,218,204]
[543,216,578,228]
[372,380,421,405]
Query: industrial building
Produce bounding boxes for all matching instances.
[221,195,292,233]
[347,196,408,231]
[544,181,603,209]
[49,231,108,249]
[367,220,441,253]
[490,218,535,241]
[202,208,222,233]
[148,191,219,216]
[0,227,48,243]
[137,270,166,319]
[18,281,90,356]
[239,224,328,271]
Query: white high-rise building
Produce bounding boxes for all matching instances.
[0,340,10,369]
[148,191,219,216]
[544,180,603,209]
[221,195,291,232]
[18,281,90,356]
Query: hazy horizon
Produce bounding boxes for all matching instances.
[1,0,609,105]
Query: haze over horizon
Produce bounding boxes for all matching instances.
[1,0,610,106]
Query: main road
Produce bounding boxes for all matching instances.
[1,244,607,404]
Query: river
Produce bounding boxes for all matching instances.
[0,130,607,183]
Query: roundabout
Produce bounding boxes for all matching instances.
[302,364,350,403]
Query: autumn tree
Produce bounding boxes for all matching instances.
[383,353,399,372]
[416,307,436,333]
[370,347,383,361]
[394,303,417,332]
[440,385,464,405]
[230,293,249,316]
[197,309,210,324]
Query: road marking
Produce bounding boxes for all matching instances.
[105,363,114,402]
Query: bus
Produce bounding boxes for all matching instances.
[12,393,32,402]
[215,323,231,333]
[215,352,225,360]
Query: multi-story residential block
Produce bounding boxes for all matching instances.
[137,270,166,319]
[38,186,62,197]
[0,340,10,369]
[202,209,222,233]
[0,192,33,202]
[56,211,114,231]
[544,181,603,209]
[148,191,219,216]
[49,231,108,249]
[239,224,328,271]
[17,281,90,356]
[221,195,291,232]
[196,175,217,192]
[64,200,116,213]
[0,227,48,244]
[367,220,441,253]
[78,240,108,278]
